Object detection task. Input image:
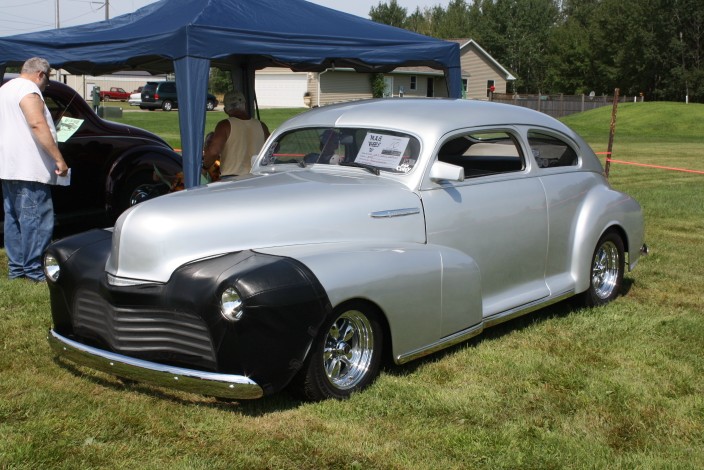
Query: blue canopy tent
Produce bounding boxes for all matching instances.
[0,0,461,187]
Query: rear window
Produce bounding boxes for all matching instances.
[527,131,579,168]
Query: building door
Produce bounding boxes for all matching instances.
[426,77,434,97]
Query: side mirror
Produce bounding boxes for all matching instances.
[429,161,465,182]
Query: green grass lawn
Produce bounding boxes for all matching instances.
[1,102,702,469]
[108,107,307,148]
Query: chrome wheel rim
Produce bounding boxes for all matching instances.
[323,310,374,390]
[129,185,156,206]
[592,241,620,299]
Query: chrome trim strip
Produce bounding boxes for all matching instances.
[397,323,484,364]
[395,290,575,365]
[370,207,421,218]
[483,290,574,329]
[48,329,263,400]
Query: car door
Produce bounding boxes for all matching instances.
[421,128,550,335]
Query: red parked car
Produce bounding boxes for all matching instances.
[99,87,131,101]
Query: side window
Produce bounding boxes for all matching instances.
[528,132,579,168]
[44,95,78,124]
[438,131,525,178]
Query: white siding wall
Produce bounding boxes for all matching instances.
[461,44,510,100]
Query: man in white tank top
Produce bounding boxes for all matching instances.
[0,57,68,282]
[202,90,269,177]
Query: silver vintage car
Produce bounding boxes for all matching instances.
[44,99,646,401]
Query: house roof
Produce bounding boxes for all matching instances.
[389,39,515,81]
[447,39,517,81]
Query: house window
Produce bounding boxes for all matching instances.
[462,79,468,98]
[410,76,417,90]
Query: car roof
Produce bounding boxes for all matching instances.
[282,98,578,141]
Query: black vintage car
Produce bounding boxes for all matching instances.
[0,76,182,238]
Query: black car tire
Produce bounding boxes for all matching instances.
[290,301,383,401]
[115,170,168,217]
[581,230,625,307]
[161,100,174,112]
[206,100,215,111]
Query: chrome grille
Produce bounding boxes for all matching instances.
[72,289,216,370]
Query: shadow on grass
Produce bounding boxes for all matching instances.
[52,356,304,415]
[382,281,633,378]
[50,282,635,415]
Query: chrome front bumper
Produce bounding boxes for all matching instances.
[48,329,264,400]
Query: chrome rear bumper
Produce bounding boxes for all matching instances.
[48,329,263,399]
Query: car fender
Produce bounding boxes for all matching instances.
[571,182,644,293]
[105,144,182,210]
[258,242,483,363]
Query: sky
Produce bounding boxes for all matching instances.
[0,0,452,37]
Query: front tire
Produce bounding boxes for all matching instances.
[290,302,383,401]
[582,230,625,307]
[115,171,168,217]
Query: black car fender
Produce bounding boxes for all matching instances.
[165,251,332,395]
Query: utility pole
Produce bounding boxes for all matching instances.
[55,0,61,82]
[105,0,109,20]
[680,32,688,104]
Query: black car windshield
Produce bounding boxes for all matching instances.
[262,127,420,174]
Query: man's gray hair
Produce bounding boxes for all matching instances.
[21,57,50,75]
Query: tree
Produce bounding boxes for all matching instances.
[209,68,232,94]
[406,7,432,35]
[430,0,473,39]
[370,73,387,98]
[369,0,407,27]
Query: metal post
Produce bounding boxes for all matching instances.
[604,88,620,178]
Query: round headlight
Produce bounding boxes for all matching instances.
[43,254,60,282]
[221,287,244,322]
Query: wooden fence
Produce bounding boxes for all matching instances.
[490,93,643,118]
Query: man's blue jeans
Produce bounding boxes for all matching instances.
[2,180,54,281]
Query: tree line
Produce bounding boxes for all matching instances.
[370,0,704,102]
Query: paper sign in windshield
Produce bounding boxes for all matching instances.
[56,117,84,143]
[355,133,410,169]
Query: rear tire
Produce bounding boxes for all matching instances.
[161,100,173,112]
[290,301,383,401]
[581,230,625,307]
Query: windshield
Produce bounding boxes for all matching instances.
[260,127,420,175]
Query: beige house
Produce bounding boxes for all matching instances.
[254,39,515,108]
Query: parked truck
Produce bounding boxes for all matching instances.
[100,87,131,101]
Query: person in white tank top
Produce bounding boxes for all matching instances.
[202,90,269,177]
